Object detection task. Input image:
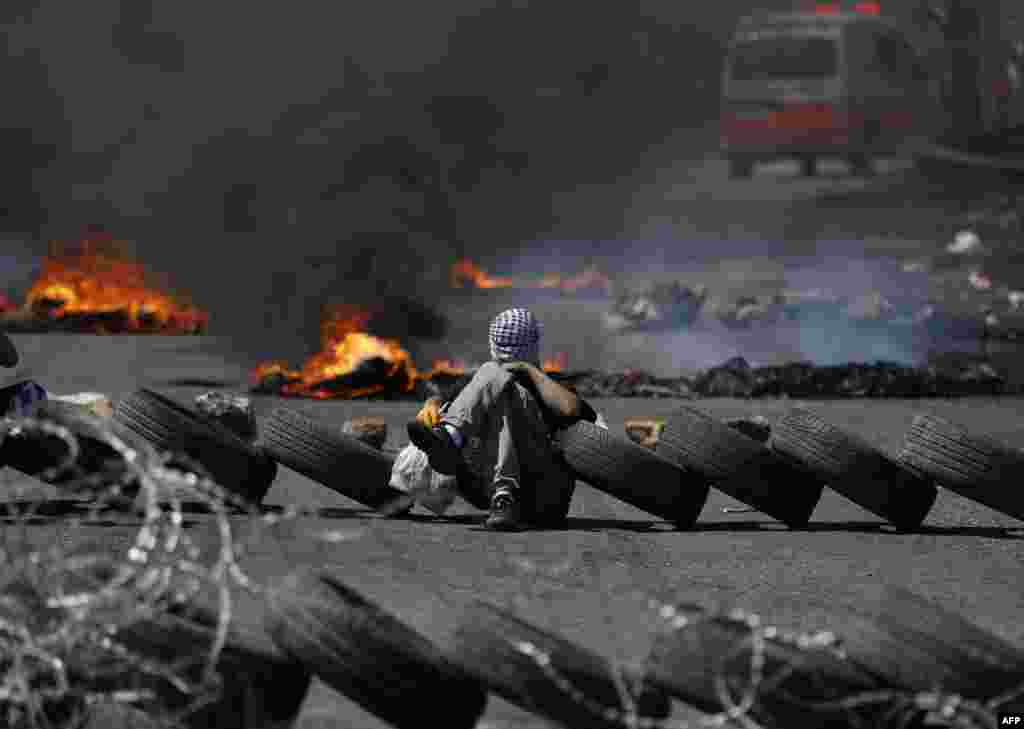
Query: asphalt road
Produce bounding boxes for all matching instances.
[4,146,1024,728]
[5,332,1023,729]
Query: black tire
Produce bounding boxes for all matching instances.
[898,414,1024,521]
[557,421,709,528]
[0,400,146,500]
[451,600,671,729]
[770,409,937,530]
[834,584,1024,704]
[265,568,487,729]
[657,406,823,528]
[728,156,754,179]
[644,605,887,728]
[259,407,409,511]
[90,584,312,729]
[113,388,277,506]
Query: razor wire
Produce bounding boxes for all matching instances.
[0,411,319,729]
[498,594,1020,729]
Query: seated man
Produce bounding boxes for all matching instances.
[407,307,597,531]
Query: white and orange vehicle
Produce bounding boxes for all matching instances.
[720,2,939,178]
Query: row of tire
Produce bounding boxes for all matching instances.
[91,565,1024,729]
[9,387,1020,530]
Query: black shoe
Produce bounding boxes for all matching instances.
[485,487,523,531]
[406,421,460,476]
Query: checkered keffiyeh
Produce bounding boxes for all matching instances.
[489,308,542,366]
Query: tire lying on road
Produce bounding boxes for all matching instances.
[656,406,823,528]
[113,388,277,506]
[898,413,1024,521]
[451,600,671,729]
[0,399,147,501]
[831,584,1024,704]
[769,409,937,530]
[265,568,487,729]
[644,603,887,728]
[92,583,312,729]
[557,420,709,528]
[259,407,410,512]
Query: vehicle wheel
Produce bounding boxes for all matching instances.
[799,156,817,177]
[557,421,709,528]
[769,409,937,530]
[259,407,409,512]
[265,568,487,729]
[728,156,754,179]
[898,414,1024,521]
[644,602,886,728]
[102,585,313,729]
[656,406,823,528]
[113,388,277,506]
[451,600,671,729]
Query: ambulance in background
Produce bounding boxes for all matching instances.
[720,2,939,178]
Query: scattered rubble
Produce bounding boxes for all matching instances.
[342,417,388,450]
[194,391,258,441]
[946,230,983,255]
[252,352,1023,401]
[603,282,707,332]
[624,418,663,449]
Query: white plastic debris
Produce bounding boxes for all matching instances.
[52,392,114,418]
[389,443,459,515]
[1009,291,1024,310]
[947,230,982,255]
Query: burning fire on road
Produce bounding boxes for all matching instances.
[450,258,613,295]
[252,304,569,399]
[1,235,208,334]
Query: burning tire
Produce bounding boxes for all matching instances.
[265,568,487,729]
[104,585,312,729]
[259,407,409,511]
[656,406,823,528]
[113,388,278,506]
[898,414,1024,521]
[451,600,671,729]
[770,409,937,530]
[557,420,708,528]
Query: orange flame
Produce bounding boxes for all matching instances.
[263,305,419,398]
[23,238,208,333]
[450,259,611,295]
[253,307,575,399]
[450,259,515,289]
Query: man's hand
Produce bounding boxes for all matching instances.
[502,361,581,419]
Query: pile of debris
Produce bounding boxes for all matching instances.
[252,354,1020,401]
[604,282,707,332]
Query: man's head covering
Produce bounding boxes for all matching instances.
[0,332,17,369]
[488,308,542,366]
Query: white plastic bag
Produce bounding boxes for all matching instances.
[388,443,459,515]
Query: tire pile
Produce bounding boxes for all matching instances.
[7,389,1024,727]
